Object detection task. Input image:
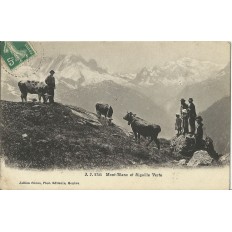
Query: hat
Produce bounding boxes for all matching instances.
[176,113,180,116]
[50,70,55,74]
[180,98,185,102]
[188,98,193,101]
[196,116,203,121]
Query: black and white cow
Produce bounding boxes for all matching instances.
[95,103,113,124]
[18,81,49,103]
[123,112,161,149]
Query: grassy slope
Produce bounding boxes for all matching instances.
[0,101,172,170]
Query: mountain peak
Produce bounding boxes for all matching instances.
[133,57,224,86]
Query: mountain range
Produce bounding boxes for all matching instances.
[1,54,230,141]
[133,57,224,86]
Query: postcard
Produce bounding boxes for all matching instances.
[0,41,230,189]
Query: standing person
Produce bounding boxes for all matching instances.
[175,113,182,136]
[45,70,56,103]
[182,109,189,135]
[195,116,204,149]
[188,98,197,135]
[180,99,188,135]
[180,98,188,118]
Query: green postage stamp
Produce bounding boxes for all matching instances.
[0,41,36,70]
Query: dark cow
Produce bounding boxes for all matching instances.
[123,112,161,149]
[95,103,113,124]
[18,81,49,103]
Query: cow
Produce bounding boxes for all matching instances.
[123,112,161,149]
[95,103,113,124]
[18,80,49,103]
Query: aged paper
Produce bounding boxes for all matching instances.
[0,41,230,190]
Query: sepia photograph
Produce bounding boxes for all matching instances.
[1,1,232,232]
[0,41,230,189]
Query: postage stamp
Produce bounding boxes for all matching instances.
[0,41,36,70]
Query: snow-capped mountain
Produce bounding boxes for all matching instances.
[1,54,131,102]
[133,57,224,86]
[2,55,225,95]
[29,54,129,87]
[1,54,129,92]
[1,54,230,139]
[1,54,229,112]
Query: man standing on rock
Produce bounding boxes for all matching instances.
[45,70,56,103]
[188,98,196,134]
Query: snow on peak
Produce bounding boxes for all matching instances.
[133,57,224,86]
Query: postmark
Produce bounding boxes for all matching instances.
[0,41,36,70]
[1,42,46,79]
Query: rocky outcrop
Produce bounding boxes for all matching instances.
[187,150,213,167]
[68,106,102,128]
[170,135,196,158]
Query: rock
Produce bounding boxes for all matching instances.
[22,133,28,139]
[170,135,195,158]
[85,121,101,128]
[70,108,102,127]
[187,150,213,167]
[178,159,186,166]
[218,153,230,165]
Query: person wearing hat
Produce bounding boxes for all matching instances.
[188,98,196,134]
[175,113,182,136]
[45,70,56,103]
[180,98,188,118]
[195,116,204,149]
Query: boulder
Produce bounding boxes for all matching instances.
[170,135,195,158]
[218,153,230,166]
[178,159,187,166]
[70,108,102,128]
[187,150,213,167]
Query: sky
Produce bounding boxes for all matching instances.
[34,42,230,73]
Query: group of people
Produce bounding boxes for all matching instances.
[175,98,204,148]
